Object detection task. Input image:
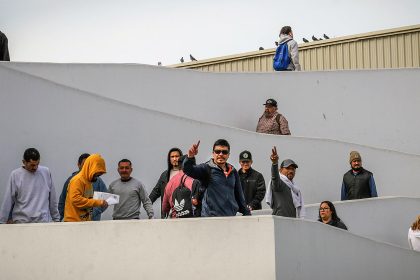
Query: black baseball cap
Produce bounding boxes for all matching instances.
[263,98,277,107]
[280,159,298,168]
[239,150,252,161]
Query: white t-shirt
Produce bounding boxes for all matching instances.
[408,228,420,251]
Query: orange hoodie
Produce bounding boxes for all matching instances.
[64,154,106,222]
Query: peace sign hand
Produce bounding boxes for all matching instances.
[270,146,279,164]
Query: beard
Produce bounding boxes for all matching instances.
[352,166,361,172]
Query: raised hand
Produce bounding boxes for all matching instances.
[188,140,200,158]
[270,146,279,164]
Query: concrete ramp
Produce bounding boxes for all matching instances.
[1,66,420,219]
[256,196,420,249]
[0,216,418,280]
[1,62,420,154]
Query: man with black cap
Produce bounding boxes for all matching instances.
[266,146,305,218]
[341,151,378,200]
[238,151,266,211]
[256,98,291,135]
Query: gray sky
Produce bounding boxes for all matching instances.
[0,0,419,66]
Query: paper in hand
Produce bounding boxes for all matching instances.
[93,191,120,205]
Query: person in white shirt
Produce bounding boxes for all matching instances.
[408,214,420,251]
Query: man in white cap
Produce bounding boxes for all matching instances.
[341,151,378,200]
[256,98,291,135]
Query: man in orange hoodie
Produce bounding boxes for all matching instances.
[64,154,108,222]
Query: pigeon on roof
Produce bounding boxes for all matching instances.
[312,35,319,41]
[180,57,184,63]
[157,62,162,66]
[303,38,309,43]
[190,54,197,61]
[323,34,330,39]
[259,47,264,50]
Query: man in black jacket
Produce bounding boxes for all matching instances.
[149,148,182,218]
[238,151,266,211]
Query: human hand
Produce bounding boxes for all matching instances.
[101,200,108,208]
[188,140,200,158]
[270,146,279,164]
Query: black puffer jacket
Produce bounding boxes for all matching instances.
[238,168,266,210]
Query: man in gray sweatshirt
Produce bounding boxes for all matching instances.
[0,148,60,223]
[109,159,154,220]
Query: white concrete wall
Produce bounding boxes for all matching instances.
[273,217,420,280]
[1,66,420,221]
[2,62,420,155]
[256,196,420,249]
[0,216,418,280]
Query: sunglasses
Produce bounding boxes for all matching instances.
[213,149,229,155]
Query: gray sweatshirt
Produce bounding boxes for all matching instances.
[278,34,301,71]
[109,177,154,219]
[0,166,60,223]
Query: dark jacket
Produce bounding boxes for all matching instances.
[58,171,107,221]
[238,167,266,210]
[270,164,296,217]
[0,31,10,61]
[149,170,170,218]
[319,218,348,230]
[183,157,250,217]
[341,168,378,200]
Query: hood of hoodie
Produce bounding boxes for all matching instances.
[79,154,106,182]
[278,34,293,44]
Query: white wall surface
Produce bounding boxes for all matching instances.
[1,66,420,220]
[0,216,418,280]
[2,62,420,155]
[273,217,420,280]
[255,196,420,249]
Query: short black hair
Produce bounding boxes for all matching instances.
[280,26,292,35]
[23,148,40,162]
[78,153,90,165]
[118,159,132,166]
[213,139,230,151]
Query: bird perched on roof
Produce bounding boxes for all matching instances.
[259,47,264,50]
[323,34,330,39]
[157,62,162,66]
[190,54,197,61]
[312,35,318,41]
[180,57,184,63]
[303,38,309,43]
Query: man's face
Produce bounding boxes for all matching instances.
[91,172,105,182]
[169,151,181,168]
[239,160,252,172]
[213,145,230,166]
[280,166,296,181]
[118,162,132,180]
[351,159,362,171]
[22,159,39,173]
[77,158,87,171]
[264,105,277,117]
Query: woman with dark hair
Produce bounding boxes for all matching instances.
[408,215,420,251]
[318,201,348,230]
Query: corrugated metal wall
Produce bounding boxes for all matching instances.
[172,24,420,72]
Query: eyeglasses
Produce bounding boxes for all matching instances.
[319,207,330,211]
[214,149,229,155]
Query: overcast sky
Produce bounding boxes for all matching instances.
[0,0,419,66]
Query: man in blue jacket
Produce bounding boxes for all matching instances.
[58,153,108,221]
[183,139,250,217]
